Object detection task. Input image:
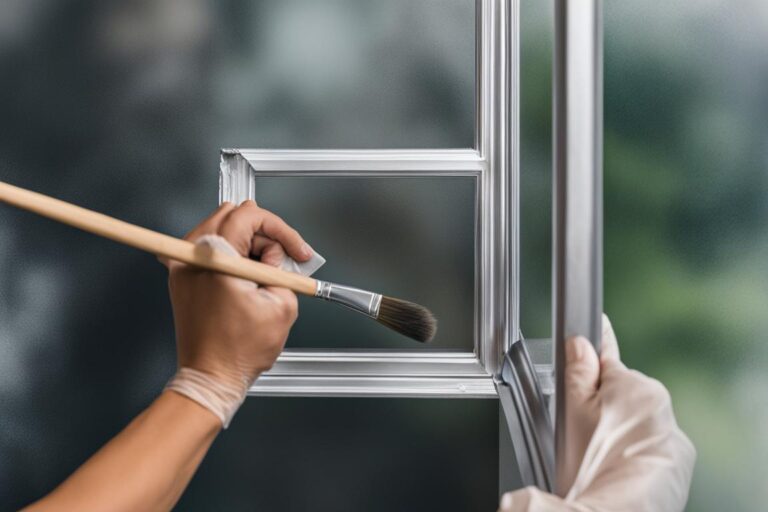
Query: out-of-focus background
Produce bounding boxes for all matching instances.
[249,176,477,351]
[0,1,498,511]
[0,0,766,511]
[520,2,768,511]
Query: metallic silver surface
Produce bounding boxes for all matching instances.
[249,350,497,398]
[496,339,555,491]
[314,280,382,318]
[250,375,498,398]
[553,0,604,495]
[219,4,558,495]
[218,0,520,400]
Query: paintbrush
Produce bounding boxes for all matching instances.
[0,180,437,343]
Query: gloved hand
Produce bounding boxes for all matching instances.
[499,315,696,512]
[163,200,315,427]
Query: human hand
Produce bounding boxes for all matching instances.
[499,315,696,512]
[164,201,313,426]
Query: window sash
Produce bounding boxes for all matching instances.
[218,0,517,398]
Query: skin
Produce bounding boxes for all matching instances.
[22,201,313,512]
[20,203,693,512]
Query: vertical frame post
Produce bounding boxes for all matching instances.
[552,0,603,496]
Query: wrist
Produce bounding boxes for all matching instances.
[176,354,258,395]
[165,367,249,428]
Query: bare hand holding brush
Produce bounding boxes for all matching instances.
[164,200,311,427]
[23,203,312,512]
[0,180,436,511]
[0,180,437,343]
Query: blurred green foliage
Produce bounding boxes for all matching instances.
[0,1,765,509]
[520,2,768,510]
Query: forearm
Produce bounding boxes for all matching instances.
[24,390,221,512]
[23,204,304,511]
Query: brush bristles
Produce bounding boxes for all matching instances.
[376,296,437,343]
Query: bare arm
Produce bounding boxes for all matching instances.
[23,201,313,512]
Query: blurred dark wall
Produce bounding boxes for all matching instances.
[0,1,496,510]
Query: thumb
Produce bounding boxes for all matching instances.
[599,313,621,365]
[559,336,601,496]
[565,335,600,404]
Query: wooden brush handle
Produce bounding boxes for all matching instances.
[0,180,318,296]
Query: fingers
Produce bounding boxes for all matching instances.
[252,208,312,261]
[566,316,624,402]
[257,286,299,323]
[251,235,287,268]
[218,200,312,261]
[600,313,621,365]
[184,202,237,241]
[563,314,626,403]
[160,202,237,269]
[565,335,601,404]
[259,286,298,309]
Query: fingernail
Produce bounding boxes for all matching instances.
[566,336,587,363]
[499,492,514,509]
[301,243,313,259]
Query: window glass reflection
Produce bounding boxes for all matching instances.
[178,398,499,511]
[254,176,476,350]
[214,0,476,149]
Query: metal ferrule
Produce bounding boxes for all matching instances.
[315,281,382,318]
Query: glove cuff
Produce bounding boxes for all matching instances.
[165,367,247,428]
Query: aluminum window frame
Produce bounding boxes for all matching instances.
[218,0,517,398]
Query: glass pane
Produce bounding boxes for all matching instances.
[253,177,476,350]
[215,0,476,149]
[177,398,499,511]
[519,0,553,338]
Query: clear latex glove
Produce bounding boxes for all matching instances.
[499,315,696,512]
[163,201,322,427]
